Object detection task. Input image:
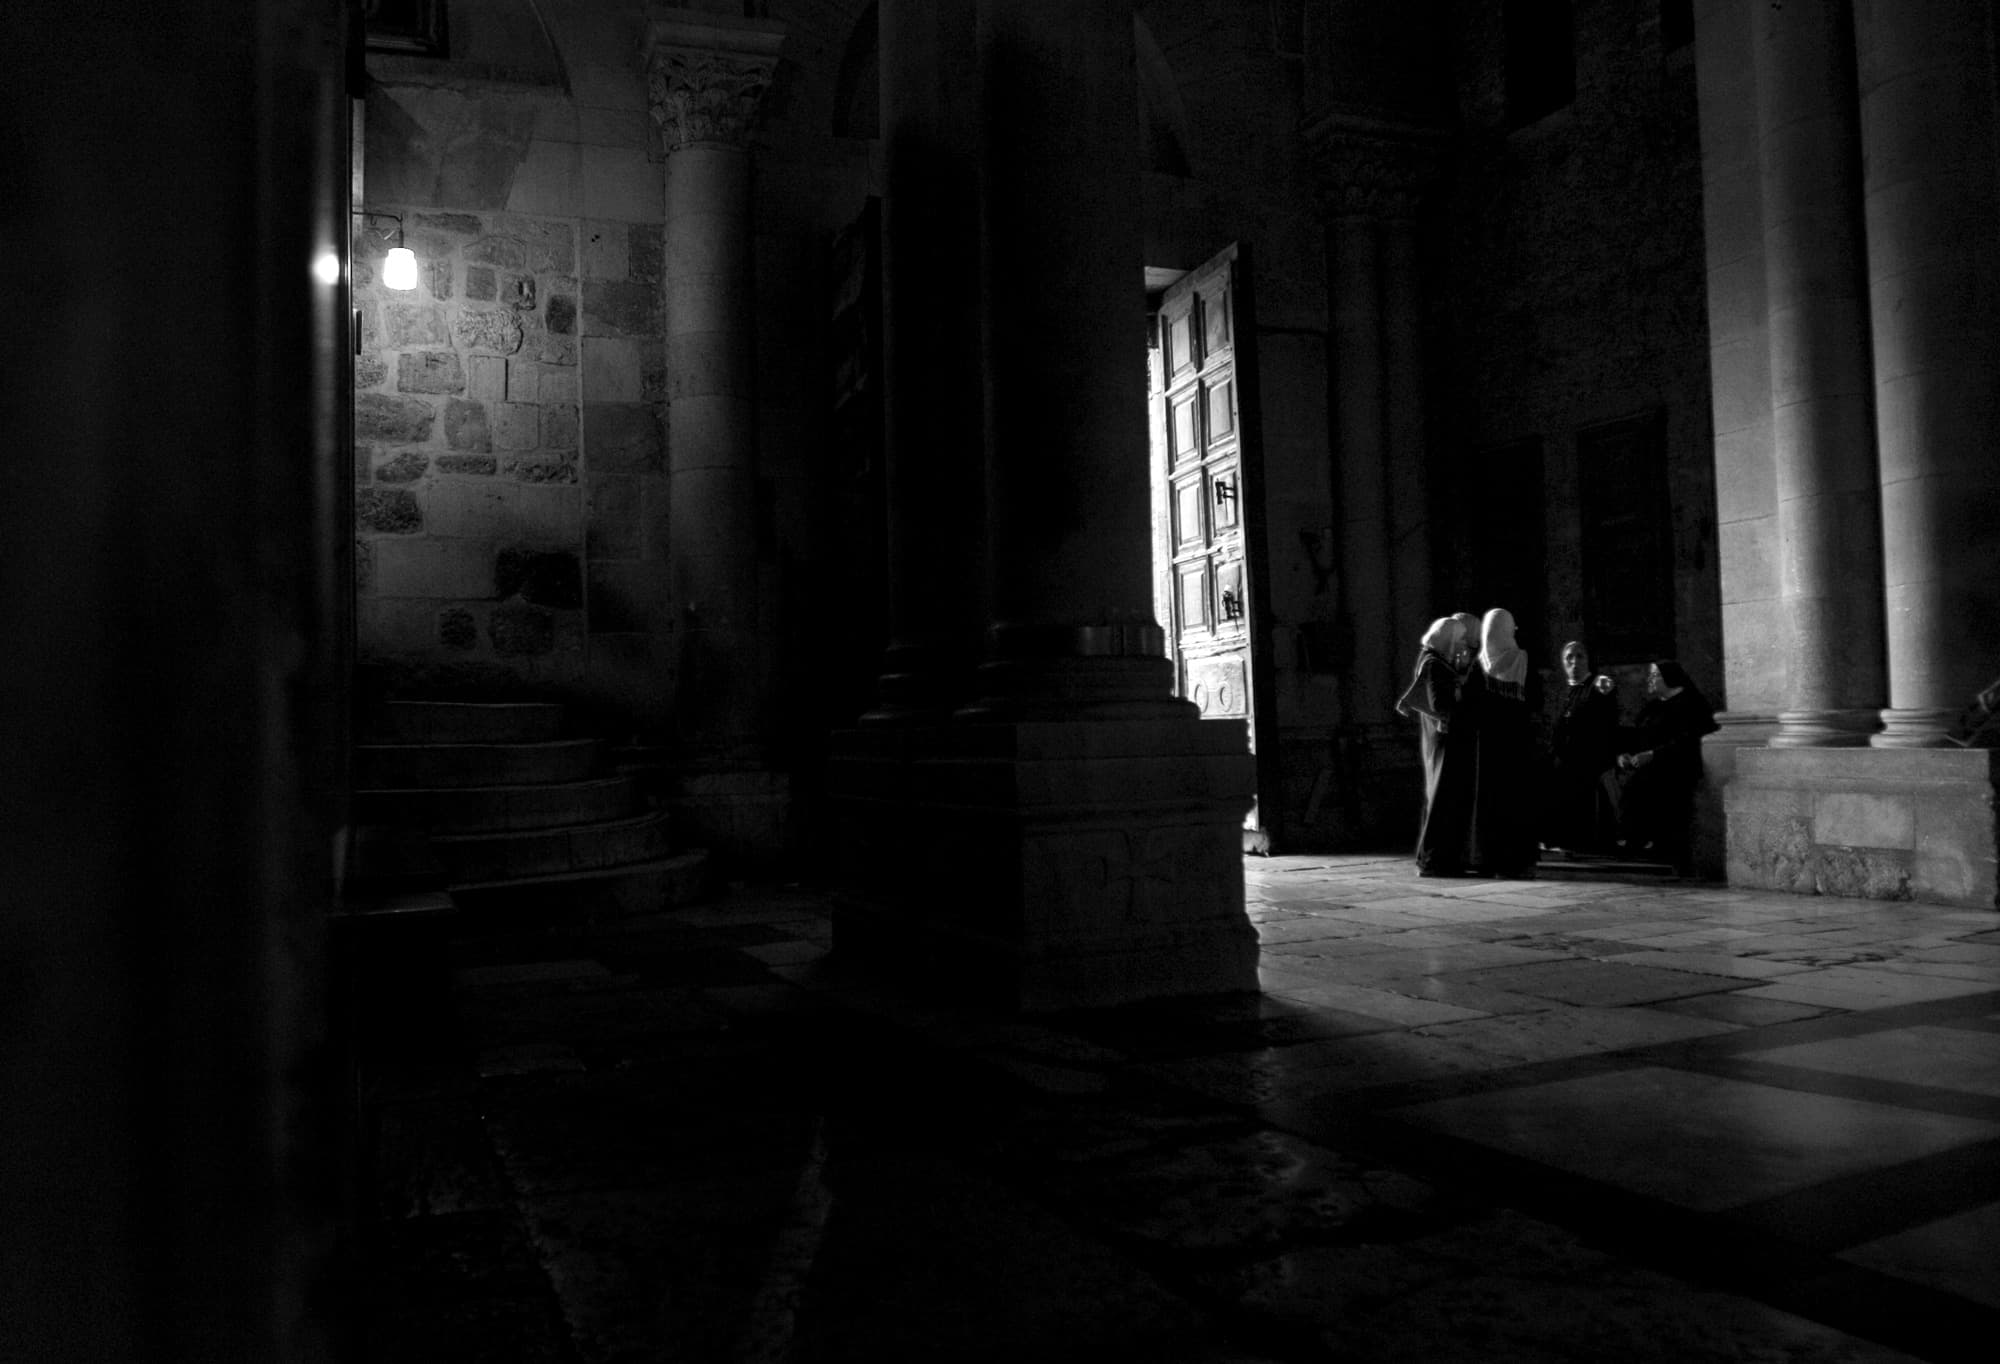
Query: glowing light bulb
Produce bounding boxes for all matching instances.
[312,251,342,286]
[382,247,419,290]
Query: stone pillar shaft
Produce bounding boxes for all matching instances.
[1329,216,1397,727]
[1753,0,1886,745]
[1382,219,1434,699]
[1855,0,2000,746]
[870,0,985,720]
[972,0,1178,712]
[646,11,784,757]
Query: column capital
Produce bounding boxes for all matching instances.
[1304,110,1446,220]
[644,8,786,153]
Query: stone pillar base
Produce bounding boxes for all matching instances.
[830,717,1258,1011]
[665,764,794,870]
[1724,746,1998,907]
[1698,714,1783,880]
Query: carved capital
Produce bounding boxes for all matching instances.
[644,10,785,153]
[1305,112,1446,221]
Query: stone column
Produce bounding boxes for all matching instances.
[1854,0,2000,746]
[1310,126,1442,732]
[970,0,1184,717]
[645,11,784,759]
[1753,0,1886,747]
[837,0,1256,1011]
[868,0,985,721]
[1326,209,1395,728]
[1382,215,1436,668]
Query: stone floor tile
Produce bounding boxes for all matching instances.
[1143,1032,1499,1107]
[1263,979,1494,1027]
[1838,1199,2000,1311]
[1201,1207,1926,1364]
[1599,950,1816,980]
[1388,1067,2000,1211]
[1454,958,1749,1007]
[1737,969,1998,1011]
[1413,1005,1737,1064]
[1742,1024,2000,1098]
[1650,993,1839,1028]
[789,1155,1247,1364]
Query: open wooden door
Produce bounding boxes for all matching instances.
[1148,244,1277,849]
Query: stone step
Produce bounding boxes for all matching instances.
[450,850,714,916]
[354,738,601,790]
[373,700,565,744]
[428,810,675,886]
[353,776,642,835]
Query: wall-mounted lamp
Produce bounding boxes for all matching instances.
[354,210,418,290]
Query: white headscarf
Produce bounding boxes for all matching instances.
[1480,607,1527,690]
[1419,616,1459,658]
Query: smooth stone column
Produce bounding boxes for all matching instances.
[1753,0,1886,746]
[867,0,985,722]
[645,11,784,758]
[970,0,1186,717]
[1382,198,1439,689]
[1855,0,2000,746]
[1311,124,1440,735]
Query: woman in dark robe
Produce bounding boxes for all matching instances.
[1615,658,1720,866]
[1466,607,1538,878]
[1542,640,1620,853]
[1397,616,1475,876]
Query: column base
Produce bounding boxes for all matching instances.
[1696,714,1782,881]
[1770,709,1881,747]
[663,761,794,870]
[1872,707,1960,749]
[829,715,1258,1011]
[1723,746,1999,907]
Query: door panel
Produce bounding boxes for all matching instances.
[1148,244,1267,841]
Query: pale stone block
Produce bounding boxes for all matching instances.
[425,481,581,544]
[371,537,497,599]
[1718,515,1780,605]
[1712,425,1776,521]
[539,368,579,405]
[1721,597,1787,714]
[574,105,649,149]
[581,336,643,402]
[567,63,646,112]
[665,394,754,469]
[580,219,631,282]
[504,139,581,218]
[1703,254,1767,347]
[357,597,446,657]
[492,402,541,451]
[504,359,540,403]
[1813,792,1915,850]
[1707,336,1772,437]
[581,144,663,224]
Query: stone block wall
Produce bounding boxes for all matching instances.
[352,206,669,727]
[1438,0,1718,693]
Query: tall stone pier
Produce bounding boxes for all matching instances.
[832,0,1257,1009]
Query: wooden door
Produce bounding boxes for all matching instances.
[1149,245,1269,838]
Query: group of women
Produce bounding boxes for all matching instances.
[1398,610,1717,877]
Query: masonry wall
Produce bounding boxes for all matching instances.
[358,4,673,734]
[1436,0,1720,714]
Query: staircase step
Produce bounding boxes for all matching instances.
[355,739,601,790]
[354,776,642,834]
[450,850,713,915]
[374,700,565,744]
[429,811,675,885]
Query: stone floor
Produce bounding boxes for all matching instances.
[348,855,2000,1362]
